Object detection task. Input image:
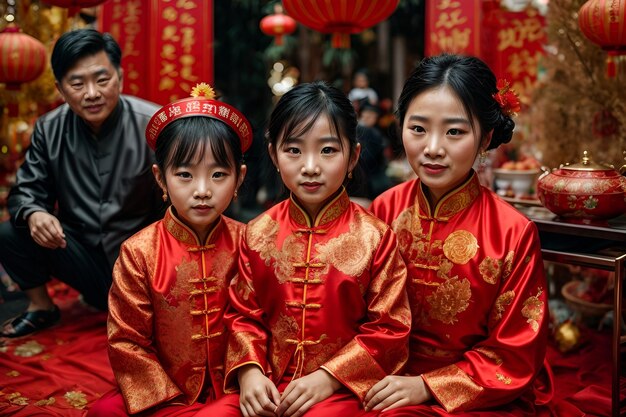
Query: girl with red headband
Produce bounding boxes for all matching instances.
[88,83,251,416]
[364,54,553,416]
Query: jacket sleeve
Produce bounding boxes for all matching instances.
[321,225,411,400]
[107,242,182,414]
[223,234,272,393]
[422,222,549,412]
[8,120,56,226]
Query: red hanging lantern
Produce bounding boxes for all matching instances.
[260,5,297,46]
[42,0,108,16]
[283,0,399,48]
[578,0,626,78]
[0,24,47,91]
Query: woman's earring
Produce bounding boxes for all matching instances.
[234,190,238,201]
[162,191,168,202]
[276,168,280,173]
[479,150,488,167]
[348,171,353,179]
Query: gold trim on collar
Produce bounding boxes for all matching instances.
[288,188,350,227]
[164,206,222,245]
[417,172,481,221]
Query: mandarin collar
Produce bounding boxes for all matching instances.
[288,187,351,228]
[163,206,222,246]
[77,98,123,139]
[416,170,481,220]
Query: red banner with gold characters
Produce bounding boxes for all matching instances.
[425,1,546,105]
[99,0,213,105]
[483,7,546,104]
[425,0,482,56]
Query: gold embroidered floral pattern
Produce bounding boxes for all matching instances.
[316,213,381,277]
[391,206,426,256]
[168,257,197,305]
[226,331,265,378]
[493,290,515,321]
[289,200,308,225]
[427,277,471,324]
[522,288,544,332]
[305,337,344,374]
[234,275,254,301]
[247,215,306,283]
[443,230,478,265]
[14,340,44,357]
[6,392,28,405]
[272,313,300,353]
[247,214,280,262]
[6,370,19,377]
[479,256,502,284]
[270,314,301,373]
[496,372,512,385]
[275,234,306,283]
[437,184,478,218]
[289,190,350,227]
[437,259,454,279]
[423,364,483,412]
[420,173,480,220]
[475,347,503,365]
[34,397,56,406]
[165,212,193,244]
[64,391,87,409]
[502,251,514,280]
[185,374,202,392]
[176,254,201,282]
[317,191,350,226]
[210,250,235,283]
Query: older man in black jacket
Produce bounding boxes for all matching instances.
[0,28,163,337]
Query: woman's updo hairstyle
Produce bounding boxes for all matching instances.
[396,54,515,150]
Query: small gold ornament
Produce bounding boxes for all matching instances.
[190,82,216,99]
[553,320,581,353]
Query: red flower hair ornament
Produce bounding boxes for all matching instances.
[492,79,521,117]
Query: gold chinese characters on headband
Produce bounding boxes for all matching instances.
[145,82,252,152]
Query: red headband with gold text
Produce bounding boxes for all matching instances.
[145,83,252,152]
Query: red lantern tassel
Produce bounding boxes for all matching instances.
[331,33,350,49]
[607,52,616,78]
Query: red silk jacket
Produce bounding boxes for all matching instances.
[225,190,411,400]
[108,208,243,414]
[370,172,552,413]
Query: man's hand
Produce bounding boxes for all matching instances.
[363,375,432,412]
[275,369,341,417]
[27,212,66,249]
[238,364,280,417]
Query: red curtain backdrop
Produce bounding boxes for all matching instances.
[98,0,214,105]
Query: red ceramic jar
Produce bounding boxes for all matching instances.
[537,151,626,225]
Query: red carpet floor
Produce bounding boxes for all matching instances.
[0,282,623,416]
